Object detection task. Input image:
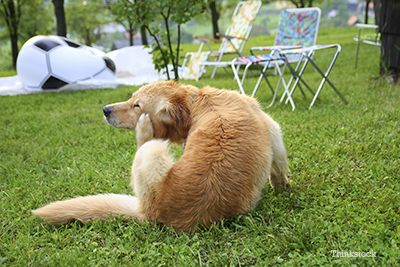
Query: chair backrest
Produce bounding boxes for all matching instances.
[181,52,210,81]
[274,8,321,61]
[221,1,262,54]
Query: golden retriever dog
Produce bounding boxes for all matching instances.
[33,81,289,232]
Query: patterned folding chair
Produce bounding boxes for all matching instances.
[181,52,210,81]
[182,1,262,80]
[231,7,321,110]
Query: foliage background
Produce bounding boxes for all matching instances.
[0,1,368,72]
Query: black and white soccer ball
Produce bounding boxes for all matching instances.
[16,35,116,90]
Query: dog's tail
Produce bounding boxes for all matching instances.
[32,194,145,224]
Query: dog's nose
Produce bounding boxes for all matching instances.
[103,106,112,117]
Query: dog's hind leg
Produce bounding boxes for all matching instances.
[268,120,290,192]
[130,140,174,213]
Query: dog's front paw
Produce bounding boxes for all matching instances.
[135,114,154,149]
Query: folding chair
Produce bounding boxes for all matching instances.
[231,53,296,110]
[181,52,210,81]
[279,44,348,110]
[353,23,381,69]
[182,1,262,80]
[231,7,321,110]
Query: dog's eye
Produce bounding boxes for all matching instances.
[134,103,140,108]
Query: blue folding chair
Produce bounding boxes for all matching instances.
[231,7,321,110]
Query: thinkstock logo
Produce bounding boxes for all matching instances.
[330,250,377,258]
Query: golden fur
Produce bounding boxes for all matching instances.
[33,81,289,232]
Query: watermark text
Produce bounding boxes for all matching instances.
[330,250,376,258]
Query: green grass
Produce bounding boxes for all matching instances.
[0,70,17,78]
[1,27,399,266]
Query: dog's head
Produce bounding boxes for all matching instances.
[103,81,199,142]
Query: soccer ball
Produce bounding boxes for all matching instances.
[16,35,116,90]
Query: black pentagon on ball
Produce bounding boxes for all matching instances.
[42,76,69,90]
[34,39,61,52]
[102,56,116,73]
[62,38,81,48]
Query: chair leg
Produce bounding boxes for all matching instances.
[252,60,295,110]
[307,56,348,110]
[354,28,362,69]
[221,66,231,75]
[232,60,284,108]
[211,53,225,78]
[197,42,205,53]
[284,57,315,105]
[231,60,246,95]
[274,61,295,110]
[249,60,295,110]
[252,62,274,98]
[211,66,218,78]
[265,63,280,108]
[280,55,308,102]
[278,44,346,110]
[241,64,251,85]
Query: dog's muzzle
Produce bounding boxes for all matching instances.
[103,106,112,118]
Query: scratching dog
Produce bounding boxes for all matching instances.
[33,81,289,232]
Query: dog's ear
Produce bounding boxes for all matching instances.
[155,101,175,125]
[155,93,191,139]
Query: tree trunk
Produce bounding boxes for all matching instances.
[140,25,148,45]
[9,29,19,70]
[126,21,134,46]
[85,29,92,46]
[129,30,134,46]
[52,0,67,36]
[364,0,371,24]
[376,0,400,83]
[373,0,380,25]
[2,0,20,69]
[209,1,220,39]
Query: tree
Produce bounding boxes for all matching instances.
[117,0,205,80]
[192,0,223,39]
[0,0,27,69]
[0,0,53,70]
[19,0,53,40]
[52,0,66,36]
[105,0,148,46]
[65,0,111,46]
[208,1,220,39]
[106,0,135,46]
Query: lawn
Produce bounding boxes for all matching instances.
[1,27,399,266]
